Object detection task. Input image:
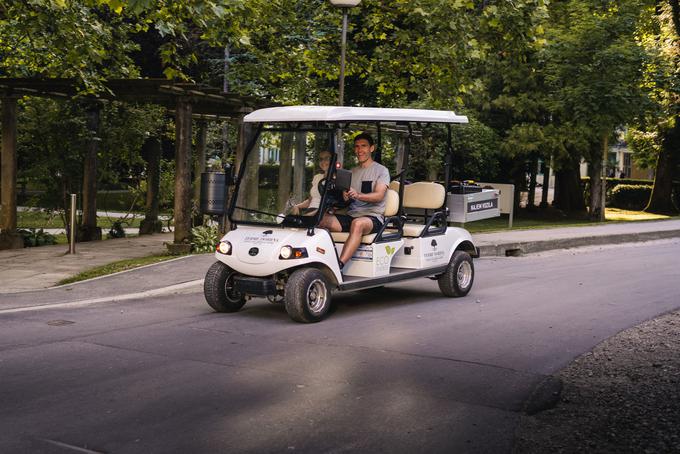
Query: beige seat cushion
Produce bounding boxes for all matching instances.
[403,182,445,209]
[390,181,445,209]
[402,223,426,237]
[330,232,377,243]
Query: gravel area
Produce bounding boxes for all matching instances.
[513,309,680,453]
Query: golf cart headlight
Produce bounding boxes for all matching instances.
[280,245,293,259]
[279,246,308,260]
[217,241,232,255]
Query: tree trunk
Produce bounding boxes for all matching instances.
[172,98,193,246]
[588,135,607,222]
[540,157,551,208]
[527,157,538,209]
[553,160,587,213]
[645,117,680,214]
[139,137,162,234]
[79,103,102,241]
[277,132,293,212]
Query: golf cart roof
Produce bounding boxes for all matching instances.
[243,106,468,124]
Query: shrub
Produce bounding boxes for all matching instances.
[609,184,652,210]
[18,228,57,247]
[191,225,220,253]
[107,220,127,239]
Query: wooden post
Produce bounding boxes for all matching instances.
[0,96,23,249]
[171,98,193,251]
[193,120,208,226]
[79,102,102,241]
[139,137,162,234]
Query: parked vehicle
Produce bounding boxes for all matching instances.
[204,106,479,322]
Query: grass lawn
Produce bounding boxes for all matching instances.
[17,210,147,229]
[57,254,180,286]
[460,208,677,233]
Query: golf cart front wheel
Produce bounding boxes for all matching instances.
[204,261,246,312]
[284,268,332,323]
[438,251,474,297]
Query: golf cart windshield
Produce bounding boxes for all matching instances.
[230,128,335,228]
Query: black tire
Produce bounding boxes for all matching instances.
[437,250,474,297]
[284,268,332,323]
[204,261,246,313]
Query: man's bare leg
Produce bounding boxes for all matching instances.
[319,213,342,232]
[339,217,373,265]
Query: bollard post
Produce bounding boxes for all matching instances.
[69,193,77,254]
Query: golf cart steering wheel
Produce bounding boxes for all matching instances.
[318,177,348,209]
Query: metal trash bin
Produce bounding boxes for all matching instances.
[200,171,228,215]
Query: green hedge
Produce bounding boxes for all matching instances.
[609,184,653,210]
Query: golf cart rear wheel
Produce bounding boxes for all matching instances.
[284,268,332,323]
[204,261,246,313]
[438,251,474,297]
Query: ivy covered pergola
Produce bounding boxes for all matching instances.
[0,78,269,250]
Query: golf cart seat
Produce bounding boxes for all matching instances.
[330,188,401,244]
[392,181,447,237]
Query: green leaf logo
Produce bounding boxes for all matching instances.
[385,245,395,256]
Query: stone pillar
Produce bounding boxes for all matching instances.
[0,96,23,249]
[78,103,102,241]
[170,98,193,252]
[139,137,163,234]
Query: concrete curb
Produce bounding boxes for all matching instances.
[0,279,204,314]
[478,229,680,257]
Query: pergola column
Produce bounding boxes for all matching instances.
[79,102,102,241]
[193,120,208,226]
[0,96,23,249]
[139,137,162,235]
[171,97,193,250]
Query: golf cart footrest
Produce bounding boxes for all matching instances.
[234,276,277,296]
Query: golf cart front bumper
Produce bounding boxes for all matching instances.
[234,276,277,296]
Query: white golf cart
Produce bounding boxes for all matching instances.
[204,106,480,322]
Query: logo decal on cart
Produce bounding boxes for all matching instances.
[385,245,395,255]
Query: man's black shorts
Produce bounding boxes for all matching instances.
[335,214,382,234]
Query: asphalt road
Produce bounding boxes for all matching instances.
[1,240,679,453]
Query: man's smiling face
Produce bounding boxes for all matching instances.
[354,138,374,165]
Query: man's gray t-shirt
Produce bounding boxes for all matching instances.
[347,161,390,220]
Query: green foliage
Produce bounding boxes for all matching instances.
[191,225,219,253]
[0,0,139,92]
[17,228,57,247]
[609,184,653,210]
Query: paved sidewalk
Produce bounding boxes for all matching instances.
[0,232,174,293]
[1,219,679,300]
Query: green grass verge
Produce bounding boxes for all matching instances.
[17,210,146,229]
[460,208,678,233]
[57,254,179,286]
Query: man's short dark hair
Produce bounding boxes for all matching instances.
[354,132,374,146]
